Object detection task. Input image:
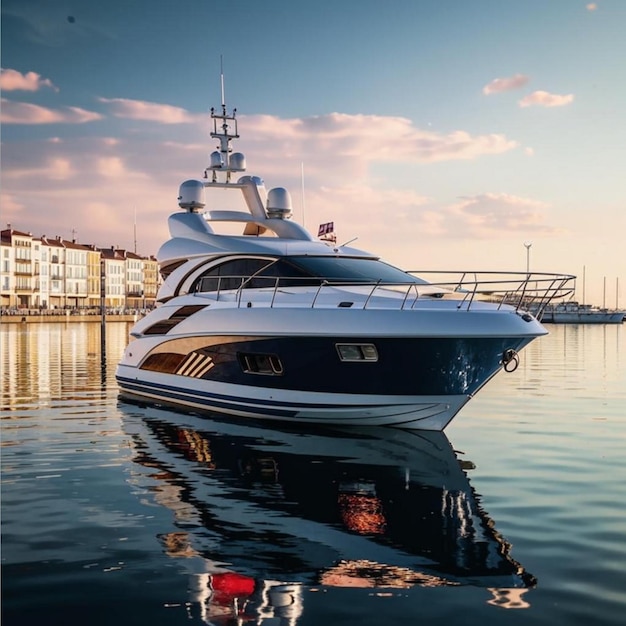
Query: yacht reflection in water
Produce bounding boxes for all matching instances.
[121,403,535,623]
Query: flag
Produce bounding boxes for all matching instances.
[318,222,334,237]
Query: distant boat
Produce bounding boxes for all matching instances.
[541,301,624,324]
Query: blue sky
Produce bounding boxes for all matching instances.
[2,0,625,306]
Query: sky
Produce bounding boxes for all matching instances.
[1,0,625,307]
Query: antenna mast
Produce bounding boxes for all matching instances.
[206,56,241,183]
[301,162,306,228]
[220,54,226,113]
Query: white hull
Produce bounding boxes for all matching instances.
[117,365,472,431]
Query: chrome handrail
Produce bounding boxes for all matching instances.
[205,270,578,313]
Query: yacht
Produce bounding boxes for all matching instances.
[116,97,575,430]
[540,301,624,324]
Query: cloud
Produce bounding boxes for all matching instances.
[96,156,127,177]
[0,193,26,221]
[0,103,523,255]
[0,136,168,249]
[586,3,598,11]
[483,73,529,95]
[98,97,197,124]
[3,155,75,181]
[243,112,518,172]
[519,91,574,108]
[0,98,102,124]
[446,193,560,237]
[0,68,58,92]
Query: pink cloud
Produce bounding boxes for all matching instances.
[446,192,561,237]
[0,193,25,221]
[243,113,518,167]
[483,73,529,95]
[98,97,196,123]
[0,68,58,92]
[586,3,598,11]
[0,99,102,124]
[519,91,574,108]
[0,106,523,255]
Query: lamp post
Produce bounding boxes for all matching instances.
[524,242,532,274]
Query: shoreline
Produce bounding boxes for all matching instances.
[1,314,139,325]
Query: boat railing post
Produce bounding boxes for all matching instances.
[311,280,328,308]
[237,277,244,308]
[455,272,467,293]
[363,280,382,309]
[468,273,479,310]
[270,277,280,308]
[515,272,530,311]
[400,283,412,310]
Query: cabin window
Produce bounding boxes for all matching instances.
[193,258,276,293]
[192,257,319,293]
[143,305,207,335]
[336,343,378,362]
[160,259,187,281]
[238,353,284,375]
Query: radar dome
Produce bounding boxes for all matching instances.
[229,152,246,171]
[266,187,292,219]
[178,180,206,211]
[209,151,223,169]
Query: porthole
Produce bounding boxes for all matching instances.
[336,343,378,362]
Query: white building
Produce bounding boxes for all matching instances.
[100,247,126,310]
[42,236,66,309]
[64,240,89,308]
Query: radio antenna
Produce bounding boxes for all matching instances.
[301,162,306,228]
[220,54,226,113]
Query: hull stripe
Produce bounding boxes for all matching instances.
[116,374,443,413]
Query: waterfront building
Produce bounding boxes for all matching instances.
[123,250,145,310]
[1,227,33,309]
[33,237,49,309]
[64,240,90,308]
[143,256,159,309]
[1,225,161,312]
[42,236,67,309]
[1,232,16,308]
[99,247,126,311]
[87,246,101,308]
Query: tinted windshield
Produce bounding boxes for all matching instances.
[192,255,427,293]
[285,256,428,284]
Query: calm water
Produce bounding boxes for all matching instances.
[1,322,625,625]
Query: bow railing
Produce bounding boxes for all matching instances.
[194,270,575,316]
